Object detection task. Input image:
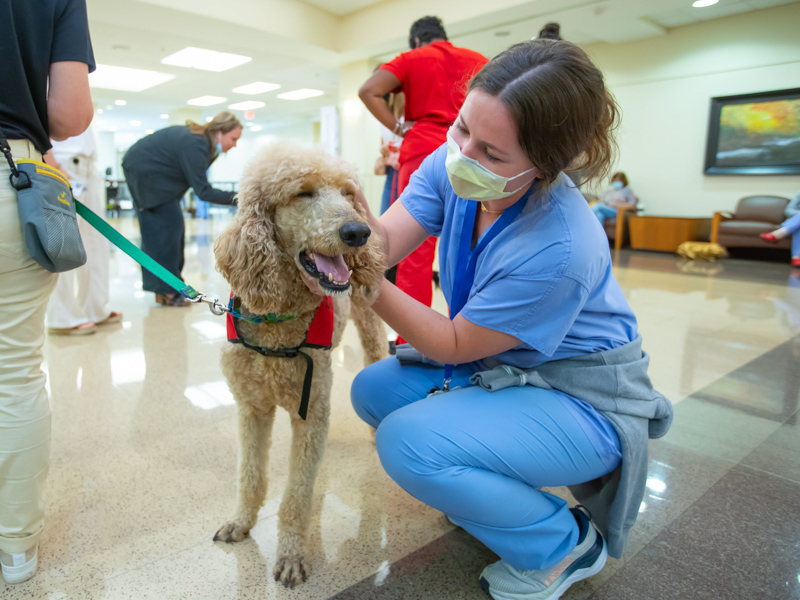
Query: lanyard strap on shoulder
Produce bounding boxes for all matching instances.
[441,188,532,388]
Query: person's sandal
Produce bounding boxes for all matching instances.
[47,322,96,336]
[96,311,123,325]
[155,293,190,307]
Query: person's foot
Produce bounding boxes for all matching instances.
[96,311,123,325]
[760,232,779,243]
[792,256,800,267]
[47,322,96,336]
[1,545,38,584]
[479,507,606,600]
[155,293,190,307]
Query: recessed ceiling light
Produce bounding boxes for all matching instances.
[114,99,127,106]
[130,120,141,126]
[251,125,263,132]
[161,47,251,72]
[233,82,281,95]
[187,96,227,107]
[692,0,718,6]
[276,89,324,101]
[145,129,154,134]
[160,113,169,119]
[89,64,175,92]
[205,116,213,123]
[228,100,265,111]
[96,108,104,115]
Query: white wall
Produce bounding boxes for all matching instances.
[584,3,800,217]
[207,120,317,184]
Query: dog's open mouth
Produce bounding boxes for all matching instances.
[299,250,352,293]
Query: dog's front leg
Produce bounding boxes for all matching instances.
[273,404,330,588]
[214,403,276,543]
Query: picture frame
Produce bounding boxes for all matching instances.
[703,87,800,176]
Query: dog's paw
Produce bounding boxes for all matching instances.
[273,555,309,588]
[213,519,251,543]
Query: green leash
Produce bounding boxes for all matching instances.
[75,200,199,300]
[74,200,294,324]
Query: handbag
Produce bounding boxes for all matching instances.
[0,125,87,272]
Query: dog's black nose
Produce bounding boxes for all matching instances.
[339,221,371,247]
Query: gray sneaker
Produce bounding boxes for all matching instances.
[479,507,606,600]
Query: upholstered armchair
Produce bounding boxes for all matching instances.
[711,195,791,250]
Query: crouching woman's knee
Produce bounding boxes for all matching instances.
[374,407,433,497]
[350,360,388,428]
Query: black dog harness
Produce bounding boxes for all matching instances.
[226,295,334,420]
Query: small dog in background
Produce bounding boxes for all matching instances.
[677,241,728,261]
[212,144,386,588]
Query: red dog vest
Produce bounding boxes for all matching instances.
[226,295,334,420]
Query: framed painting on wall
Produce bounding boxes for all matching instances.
[704,87,800,175]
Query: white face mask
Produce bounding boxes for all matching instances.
[445,132,536,202]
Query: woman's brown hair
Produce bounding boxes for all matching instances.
[186,111,242,145]
[469,40,619,195]
[611,171,629,187]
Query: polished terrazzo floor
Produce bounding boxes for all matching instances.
[6,214,799,599]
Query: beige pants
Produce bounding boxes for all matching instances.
[0,139,57,554]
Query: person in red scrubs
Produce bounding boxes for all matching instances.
[360,16,488,342]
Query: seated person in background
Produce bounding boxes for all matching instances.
[760,190,800,267]
[591,171,638,224]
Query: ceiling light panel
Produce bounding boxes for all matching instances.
[89,64,175,92]
[228,101,266,111]
[276,89,324,101]
[161,47,252,72]
[187,96,227,106]
[233,82,281,95]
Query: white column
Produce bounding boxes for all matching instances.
[338,59,384,215]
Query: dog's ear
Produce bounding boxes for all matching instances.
[214,210,283,307]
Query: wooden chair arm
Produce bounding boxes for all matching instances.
[711,211,734,244]
[613,205,639,251]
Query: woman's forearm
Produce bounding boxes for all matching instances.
[372,279,458,363]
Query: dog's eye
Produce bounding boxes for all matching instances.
[296,191,314,198]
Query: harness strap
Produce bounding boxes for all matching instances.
[228,304,332,421]
[229,328,315,420]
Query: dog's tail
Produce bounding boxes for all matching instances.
[351,303,388,367]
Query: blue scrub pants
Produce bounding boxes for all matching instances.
[351,358,622,571]
[781,212,800,257]
[592,203,617,224]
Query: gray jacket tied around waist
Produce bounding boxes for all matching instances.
[397,335,673,559]
[470,335,672,558]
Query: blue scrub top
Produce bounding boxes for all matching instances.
[400,144,639,369]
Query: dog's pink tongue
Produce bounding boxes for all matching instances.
[314,252,350,282]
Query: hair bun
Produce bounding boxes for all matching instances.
[538,22,561,40]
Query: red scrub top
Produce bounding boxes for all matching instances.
[381,41,488,165]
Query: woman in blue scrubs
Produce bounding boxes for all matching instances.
[313,40,670,600]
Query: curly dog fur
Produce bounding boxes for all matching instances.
[212,144,386,587]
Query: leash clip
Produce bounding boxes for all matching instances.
[191,294,228,316]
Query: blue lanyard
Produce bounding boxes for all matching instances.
[439,187,532,391]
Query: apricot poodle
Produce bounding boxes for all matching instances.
[212,144,386,587]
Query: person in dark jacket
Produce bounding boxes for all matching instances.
[122,111,242,306]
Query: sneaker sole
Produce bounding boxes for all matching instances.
[1,554,38,585]
[481,535,608,600]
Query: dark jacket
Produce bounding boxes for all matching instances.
[122,126,236,210]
